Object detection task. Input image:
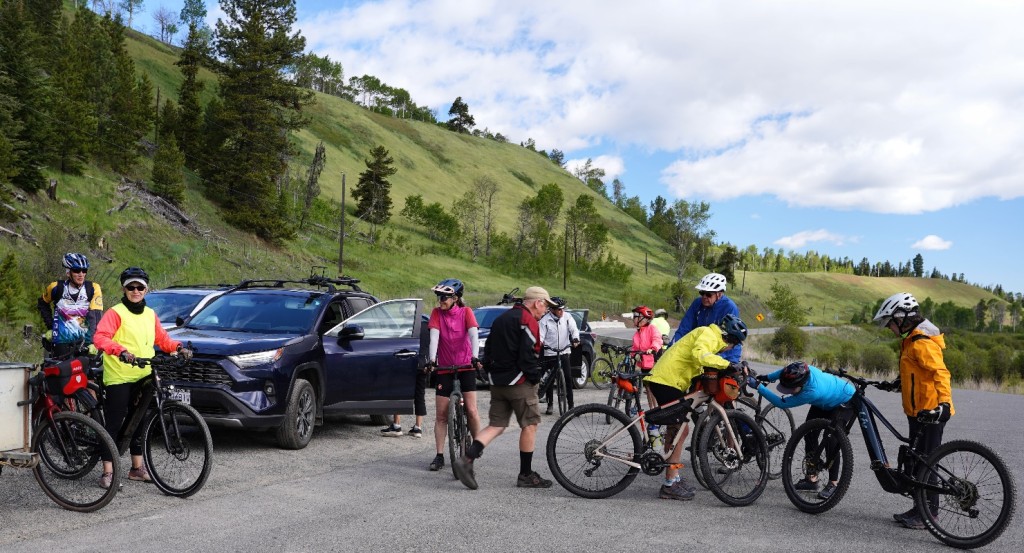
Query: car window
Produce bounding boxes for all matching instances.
[345,297,375,318]
[188,291,326,333]
[474,307,509,329]
[327,299,419,339]
[146,291,208,324]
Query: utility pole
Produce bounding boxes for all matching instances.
[338,173,346,276]
[563,220,568,290]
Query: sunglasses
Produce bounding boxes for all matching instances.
[124,284,147,292]
[70,269,87,274]
[699,291,718,298]
[435,294,454,301]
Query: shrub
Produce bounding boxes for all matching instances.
[944,348,968,383]
[768,325,806,359]
[813,350,837,370]
[860,345,895,375]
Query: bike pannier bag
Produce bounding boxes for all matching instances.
[645,398,691,425]
[42,357,88,397]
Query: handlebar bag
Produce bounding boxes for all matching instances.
[43,357,89,397]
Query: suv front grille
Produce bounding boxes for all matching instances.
[162,359,234,385]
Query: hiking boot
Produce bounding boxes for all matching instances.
[545,406,554,415]
[516,471,553,488]
[408,426,423,438]
[128,466,152,482]
[99,472,114,489]
[677,476,696,493]
[452,456,478,490]
[794,477,818,491]
[659,481,695,501]
[900,514,927,530]
[428,454,444,471]
[380,424,403,437]
[893,508,916,523]
[818,482,837,500]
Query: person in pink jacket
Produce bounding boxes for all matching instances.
[631,305,663,371]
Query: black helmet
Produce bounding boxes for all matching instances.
[119,266,150,286]
[778,361,810,394]
[718,314,748,344]
[432,278,464,298]
[62,253,89,271]
[549,296,567,309]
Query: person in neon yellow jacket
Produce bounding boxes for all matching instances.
[643,314,747,501]
[93,267,191,489]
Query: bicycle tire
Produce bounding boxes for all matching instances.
[546,404,644,499]
[781,418,853,514]
[555,364,568,415]
[697,410,769,507]
[447,392,471,478]
[64,387,105,427]
[590,358,612,390]
[758,404,795,480]
[143,401,213,498]
[915,439,1016,549]
[32,411,120,512]
[689,397,758,489]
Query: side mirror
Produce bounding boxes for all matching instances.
[337,324,365,343]
[175,316,185,327]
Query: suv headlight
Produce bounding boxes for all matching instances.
[229,348,283,368]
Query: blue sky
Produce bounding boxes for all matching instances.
[135,1,1024,294]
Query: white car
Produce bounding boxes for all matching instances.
[146,285,234,329]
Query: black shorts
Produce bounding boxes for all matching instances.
[647,381,685,407]
[434,369,477,397]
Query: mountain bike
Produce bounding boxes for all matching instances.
[546,376,769,507]
[1,362,120,512]
[781,367,1016,549]
[435,364,476,479]
[538,349,568,416]
[111,354,214,498]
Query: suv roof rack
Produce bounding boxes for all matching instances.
[164,283,237,289]
[233,276,362,294]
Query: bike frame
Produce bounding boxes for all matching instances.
[113,361,186,457]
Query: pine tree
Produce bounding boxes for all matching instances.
[0,73,23,187]
[352,145,397,240]
[175,23,207,168]
[50,15,97,174]
[209,0,313,242]
[95,15,152,173]
[151,133,185,204]
[158,98,179,146]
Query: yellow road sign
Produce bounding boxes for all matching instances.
[755,313,765,322]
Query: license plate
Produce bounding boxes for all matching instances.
[169,389,191,405]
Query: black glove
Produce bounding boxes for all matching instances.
[878,378,901,392]
[471,357,481,369]
[119,350,136,364]
[726,362,744,374]
[572,339,580,349]
[756,374,770,383]
[176,345,193,361]
[917,402,951,424]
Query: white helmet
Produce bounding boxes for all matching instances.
[695,273,727,292]
[873,292,920,325]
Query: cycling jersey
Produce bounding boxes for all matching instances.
[38,280,103,344]
[484,304,542,386]
[645,324,731,392]
[428,304,478,367]
[757,365,854,410]
[670,294,741,363]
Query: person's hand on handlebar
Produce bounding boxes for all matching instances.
[472,357,482,369]
[572,339,580,349]
[119,350,136,364]
[877,378,901,392]
[176,345,193,361]
[917,402,951,424]
[746,375,761,389]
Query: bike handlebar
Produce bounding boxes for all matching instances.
[433,364,475,374]
[497,287,522,305]
[826,367,885,389]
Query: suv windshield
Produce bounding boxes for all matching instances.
[187,291,328,333]
[475,307,509,329]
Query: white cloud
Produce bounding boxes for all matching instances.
[774,229,853,249]
[912,235,953,250]
[296,0,1024,214]
[565,155,625,182]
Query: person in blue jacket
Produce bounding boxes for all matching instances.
[749,361,855,500]
[670,273,741,363]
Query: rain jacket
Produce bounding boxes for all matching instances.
[645,324,731,392]
[898,320,954,417]
[670,295,741,363]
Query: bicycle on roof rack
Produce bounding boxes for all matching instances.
[497,287,522,305]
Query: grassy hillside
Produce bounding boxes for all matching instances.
[0,14,1010,363]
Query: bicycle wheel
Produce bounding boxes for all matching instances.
[605,384,623,424]
[758,404,795,480]
[143,401,213,498]
[64,387,105,427]
[32,411,120,512]
[781,418,853,514]
[590,358,612,389]
[546,404,644,499]
[697,410,769,507]
[554,365,568,415]
[447,392,471,478]
[689,408,710,489]
[914,439,1016,549]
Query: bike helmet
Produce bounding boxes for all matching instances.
[777,361,810,394]
[718,314,748,344]
[632,305,654,320]
[119,266,150,287]
[654,308,668,318]
[432,278,464,298]
[549,296,567,309]
[872,292,919,326]
[62,253,89,271]
[695,273,727,292]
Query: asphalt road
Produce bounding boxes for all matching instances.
[2,371,1022,553]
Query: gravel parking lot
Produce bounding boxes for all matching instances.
[2,366,1021,552]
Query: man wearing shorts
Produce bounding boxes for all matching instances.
[452,286,556,490]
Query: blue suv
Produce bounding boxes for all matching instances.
[165,276,424,449]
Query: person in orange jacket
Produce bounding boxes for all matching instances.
[873,292,954,530]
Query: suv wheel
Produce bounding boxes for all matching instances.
[277,378,315,449]
[572,356,590,389]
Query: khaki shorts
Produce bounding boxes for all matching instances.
[488,383,541,428]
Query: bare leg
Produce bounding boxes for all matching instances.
[434,395,450,454]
